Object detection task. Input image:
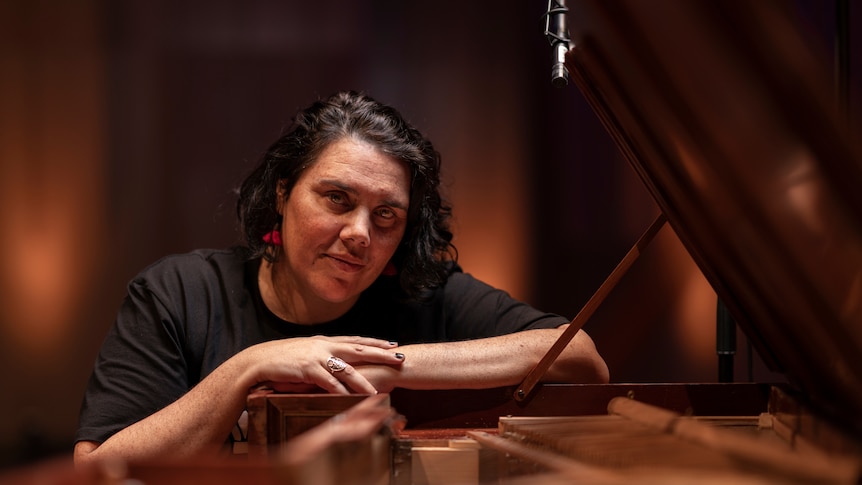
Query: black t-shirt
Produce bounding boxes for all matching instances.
[75,247,567,444]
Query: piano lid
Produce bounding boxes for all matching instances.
[565,0,862,434]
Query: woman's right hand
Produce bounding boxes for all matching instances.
[238,335,405,395]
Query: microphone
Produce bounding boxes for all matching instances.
[544,0,571,88]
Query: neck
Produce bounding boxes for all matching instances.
[257,259,354,325]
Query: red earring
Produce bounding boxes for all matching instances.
[263,230,282,245]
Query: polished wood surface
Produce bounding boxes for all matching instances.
[389,1,862,482]
[566,0,862,435]
[246,391,376,458]
[390,383,771,429]
[392,384,862,485]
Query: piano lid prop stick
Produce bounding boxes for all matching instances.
[514,212,667,402]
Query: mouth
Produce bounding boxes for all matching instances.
[324,254,366,273]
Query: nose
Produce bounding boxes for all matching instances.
[340,210,371,248]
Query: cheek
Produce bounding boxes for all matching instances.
[283,205,330,249]
[375,228,406,255]
[288,218,336,247]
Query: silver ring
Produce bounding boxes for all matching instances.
[326,356,347,373]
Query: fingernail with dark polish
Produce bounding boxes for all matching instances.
[389,341,398,346]
[395,353,405,360]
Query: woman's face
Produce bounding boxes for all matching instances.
[275,136,410,307]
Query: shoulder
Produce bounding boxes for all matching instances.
[398,263,503,316]
[437,264,569,335]
[119,247,259,348]
[131,247,253,297]
[436,263,501,300]
[391,262,497,305]
[136,247,249,280]
[440,264,485,289]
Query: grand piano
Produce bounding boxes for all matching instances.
[235,1,862,484]
[8,1,860,484]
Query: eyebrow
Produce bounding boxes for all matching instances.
[320,179,409,211]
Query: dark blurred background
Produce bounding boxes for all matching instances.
[0,0,858,469]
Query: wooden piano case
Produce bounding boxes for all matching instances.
[245,391,376,458]
[245,383,861,483]
[246,392,392,485]
[384,383,862,484]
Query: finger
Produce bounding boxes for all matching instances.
[326,335,399,349]
[333,345,405,366]
[328,395,396,441]
[324,363,378,395]
[315,369,353,395]
[280,395,395,466]
[265,382,319,393]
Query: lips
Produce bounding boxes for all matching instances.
[325,254,366,272]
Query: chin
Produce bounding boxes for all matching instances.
[311,271,375,303]
[314,282,364,304]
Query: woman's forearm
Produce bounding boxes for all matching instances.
[74,335,407,466]
[74,350,255,465]
[361,326,609,391]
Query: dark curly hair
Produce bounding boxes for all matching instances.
[237,91,456,300]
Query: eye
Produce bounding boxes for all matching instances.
[325,191,349,206]
[373,207,403,228]
[375,207,395,220]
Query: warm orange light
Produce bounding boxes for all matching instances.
[0,10,106,365]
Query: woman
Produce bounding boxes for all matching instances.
[74,91,608,465]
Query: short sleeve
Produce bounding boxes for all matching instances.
[75,276,191,444]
